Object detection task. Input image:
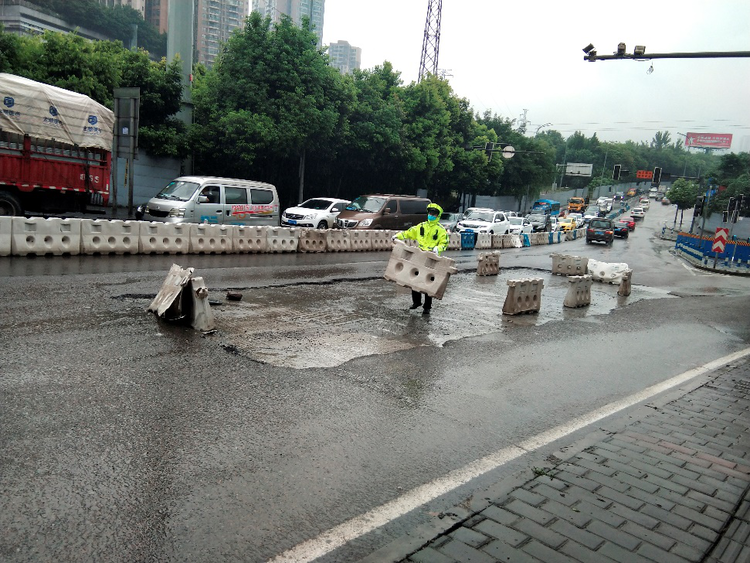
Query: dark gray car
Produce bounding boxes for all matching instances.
[526,212,550,232]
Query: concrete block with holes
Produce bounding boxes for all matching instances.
[384,241,457,299]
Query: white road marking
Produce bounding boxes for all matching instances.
[681,262,697,276]
[269,347,750,563]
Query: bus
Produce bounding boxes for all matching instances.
[531,199,561,216]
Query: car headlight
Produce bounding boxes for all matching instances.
[360,218,373,227]
[168,208,185,217]
[303,213,315,220]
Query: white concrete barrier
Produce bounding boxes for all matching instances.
[11,217,81,256]
[266,227,299,253]
[234,226,268,253]
[384,241,457,299]
[81,219,140,255]
[140,222,190,254]
[189,224,233,254]
[370,230,392,251]
[349,230,373,251]
[502,278,544,315]
[326,230,351,252]
[563,274,593,308]
[477,251,500,276]
[0,216,11,256]
[588,258,631,284]
[447,232,461,250]
[475,232,492,249]
[618,269,634,296]
[550,253,589,276]
[298,228,327,252]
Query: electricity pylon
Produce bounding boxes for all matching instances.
[418,0,442,82]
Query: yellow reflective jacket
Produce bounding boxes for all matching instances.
[396,220,448,254]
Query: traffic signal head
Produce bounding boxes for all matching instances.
[613,164,621,180]
[653,167,662,185]
[695,195,705,216]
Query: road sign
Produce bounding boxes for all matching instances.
[501,145,515,159]
[712,227,729,253]
[636,170,653,179]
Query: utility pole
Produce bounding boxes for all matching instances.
[418,0,442,82]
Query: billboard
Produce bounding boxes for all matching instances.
[566,163,593,177]
[685,133,732,149]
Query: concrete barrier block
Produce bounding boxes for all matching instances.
[448,232,461,250]
[140,222,190,255]
[11,217,82,256]
[551,253,589,276]
[384,241,457,300]
[234,225,268,253]
[477,251,500,276]
[187,276,216,331]
[298,228,327,253]
[0,216,12,256]
[492,234,504,249]
[189,223,233,254]
[349,230,373,251]
[588,258,630,284]
[502,278,544,315]
[267,227,299,253]
[475,232,492,249]
[563,274,593,308]
[370,231,392,251]
[326,230,351,252]
[81,219,140,255]
[618,269,633,296]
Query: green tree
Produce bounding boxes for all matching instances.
[666,178,701,229]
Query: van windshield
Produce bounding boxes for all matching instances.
[155,180,200,202]
[346,196,385,213]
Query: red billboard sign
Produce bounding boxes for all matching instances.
[685,133,733,149]
[636,170,653,179]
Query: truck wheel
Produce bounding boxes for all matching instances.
[0,192,23,216]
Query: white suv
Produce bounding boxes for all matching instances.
[282,197,350,229]
[455,209,511,235]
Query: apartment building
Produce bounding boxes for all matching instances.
[250,0,324,45]
[328,40,361,74]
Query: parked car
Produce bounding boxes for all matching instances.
[662,197,671,205]
[281,197,350,229]
[614,220,630,238]
[631,207,646,219]
[439,211,460,232]
[507,216,533,235]
[557,217,577,232]
[568,212,584,228]
[548,216,560,232]
[461,207,495,220]
[455,210,511,235]
[526,212,550,232]
[336,194,430,230]
[619,216,636,231]
[586,218,614,245]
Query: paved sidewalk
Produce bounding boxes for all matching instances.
[361,356,750,563]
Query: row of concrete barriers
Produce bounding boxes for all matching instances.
[0,216,587,257]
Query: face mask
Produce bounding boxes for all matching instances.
[427,214,438,222]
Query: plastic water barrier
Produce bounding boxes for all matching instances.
[0,216,11,256]
[502,278,544,315]
[234,226,268,253]
[349,230,373,251]
[298,228,327,253]
[587,258,631,284]
[325,230,351,252]
[81,219,140,255]
[266,227,299,253]
[140,222,190,254]
[563,274,593,308]
[550,253,589,276]
[189,224,233,254]
[384,241,457,299]
[477,251,500,276]
[11,217,81,256]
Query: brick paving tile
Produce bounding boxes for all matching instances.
[407,547,454,563]
[636,540,691,563]
[638,502,693,530]
[710,464,750,481]
[606,502,661,530]
[656,521,714,550]
[657,440,699,456]
[697,452,740,469]
[620,521,677,551]
[610,470,660,494]
[450,526,491,548]
[704,504,732,524]
[528,483,576,506]
[622,431,660,444]
[479,540,543,563]
[711,537,745,562]
[640,472,691,496]
[585,519,641,551]
[672,504,725,531]
[437,538,497,563]
[473,519,528,548]
[559,540,619,563]
[610,434,649,452]
[698,472,745,494]
[503,499,556,526]
[571,455,619,478]
[691,487,739,514]
[509,487,548,508]
[579,469,631,494]
[574,500,626,528]
[596,540,653,563]
[549,518,604,550]
[670,451,715,468]
[482,504,520,527]
[538,498,592,528]
[692,522,723,543]
[594,485,647,511]
[671,473,719,496]
[521,539,579,563]
[550,469,602,492]
[556,461,589,477]
[534,474,569,491]
[511,518,567,550]
[603,458,653,480]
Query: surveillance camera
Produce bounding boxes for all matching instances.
[582,43,595,54]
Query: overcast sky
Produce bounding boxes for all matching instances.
[321,0,750,152]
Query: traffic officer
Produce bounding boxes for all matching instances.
[393,203,449,315]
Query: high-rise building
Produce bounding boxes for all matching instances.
[145,0,169,34]
[194,0,250,68]
[250,0,325,46]
[328,40,360,75]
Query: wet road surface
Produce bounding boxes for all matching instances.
[2,203,749,562]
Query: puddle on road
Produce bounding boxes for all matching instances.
[213,269,673,369]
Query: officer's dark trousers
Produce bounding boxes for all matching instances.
[411,290,432,311]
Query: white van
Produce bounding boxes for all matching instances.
[141,176,279,226]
